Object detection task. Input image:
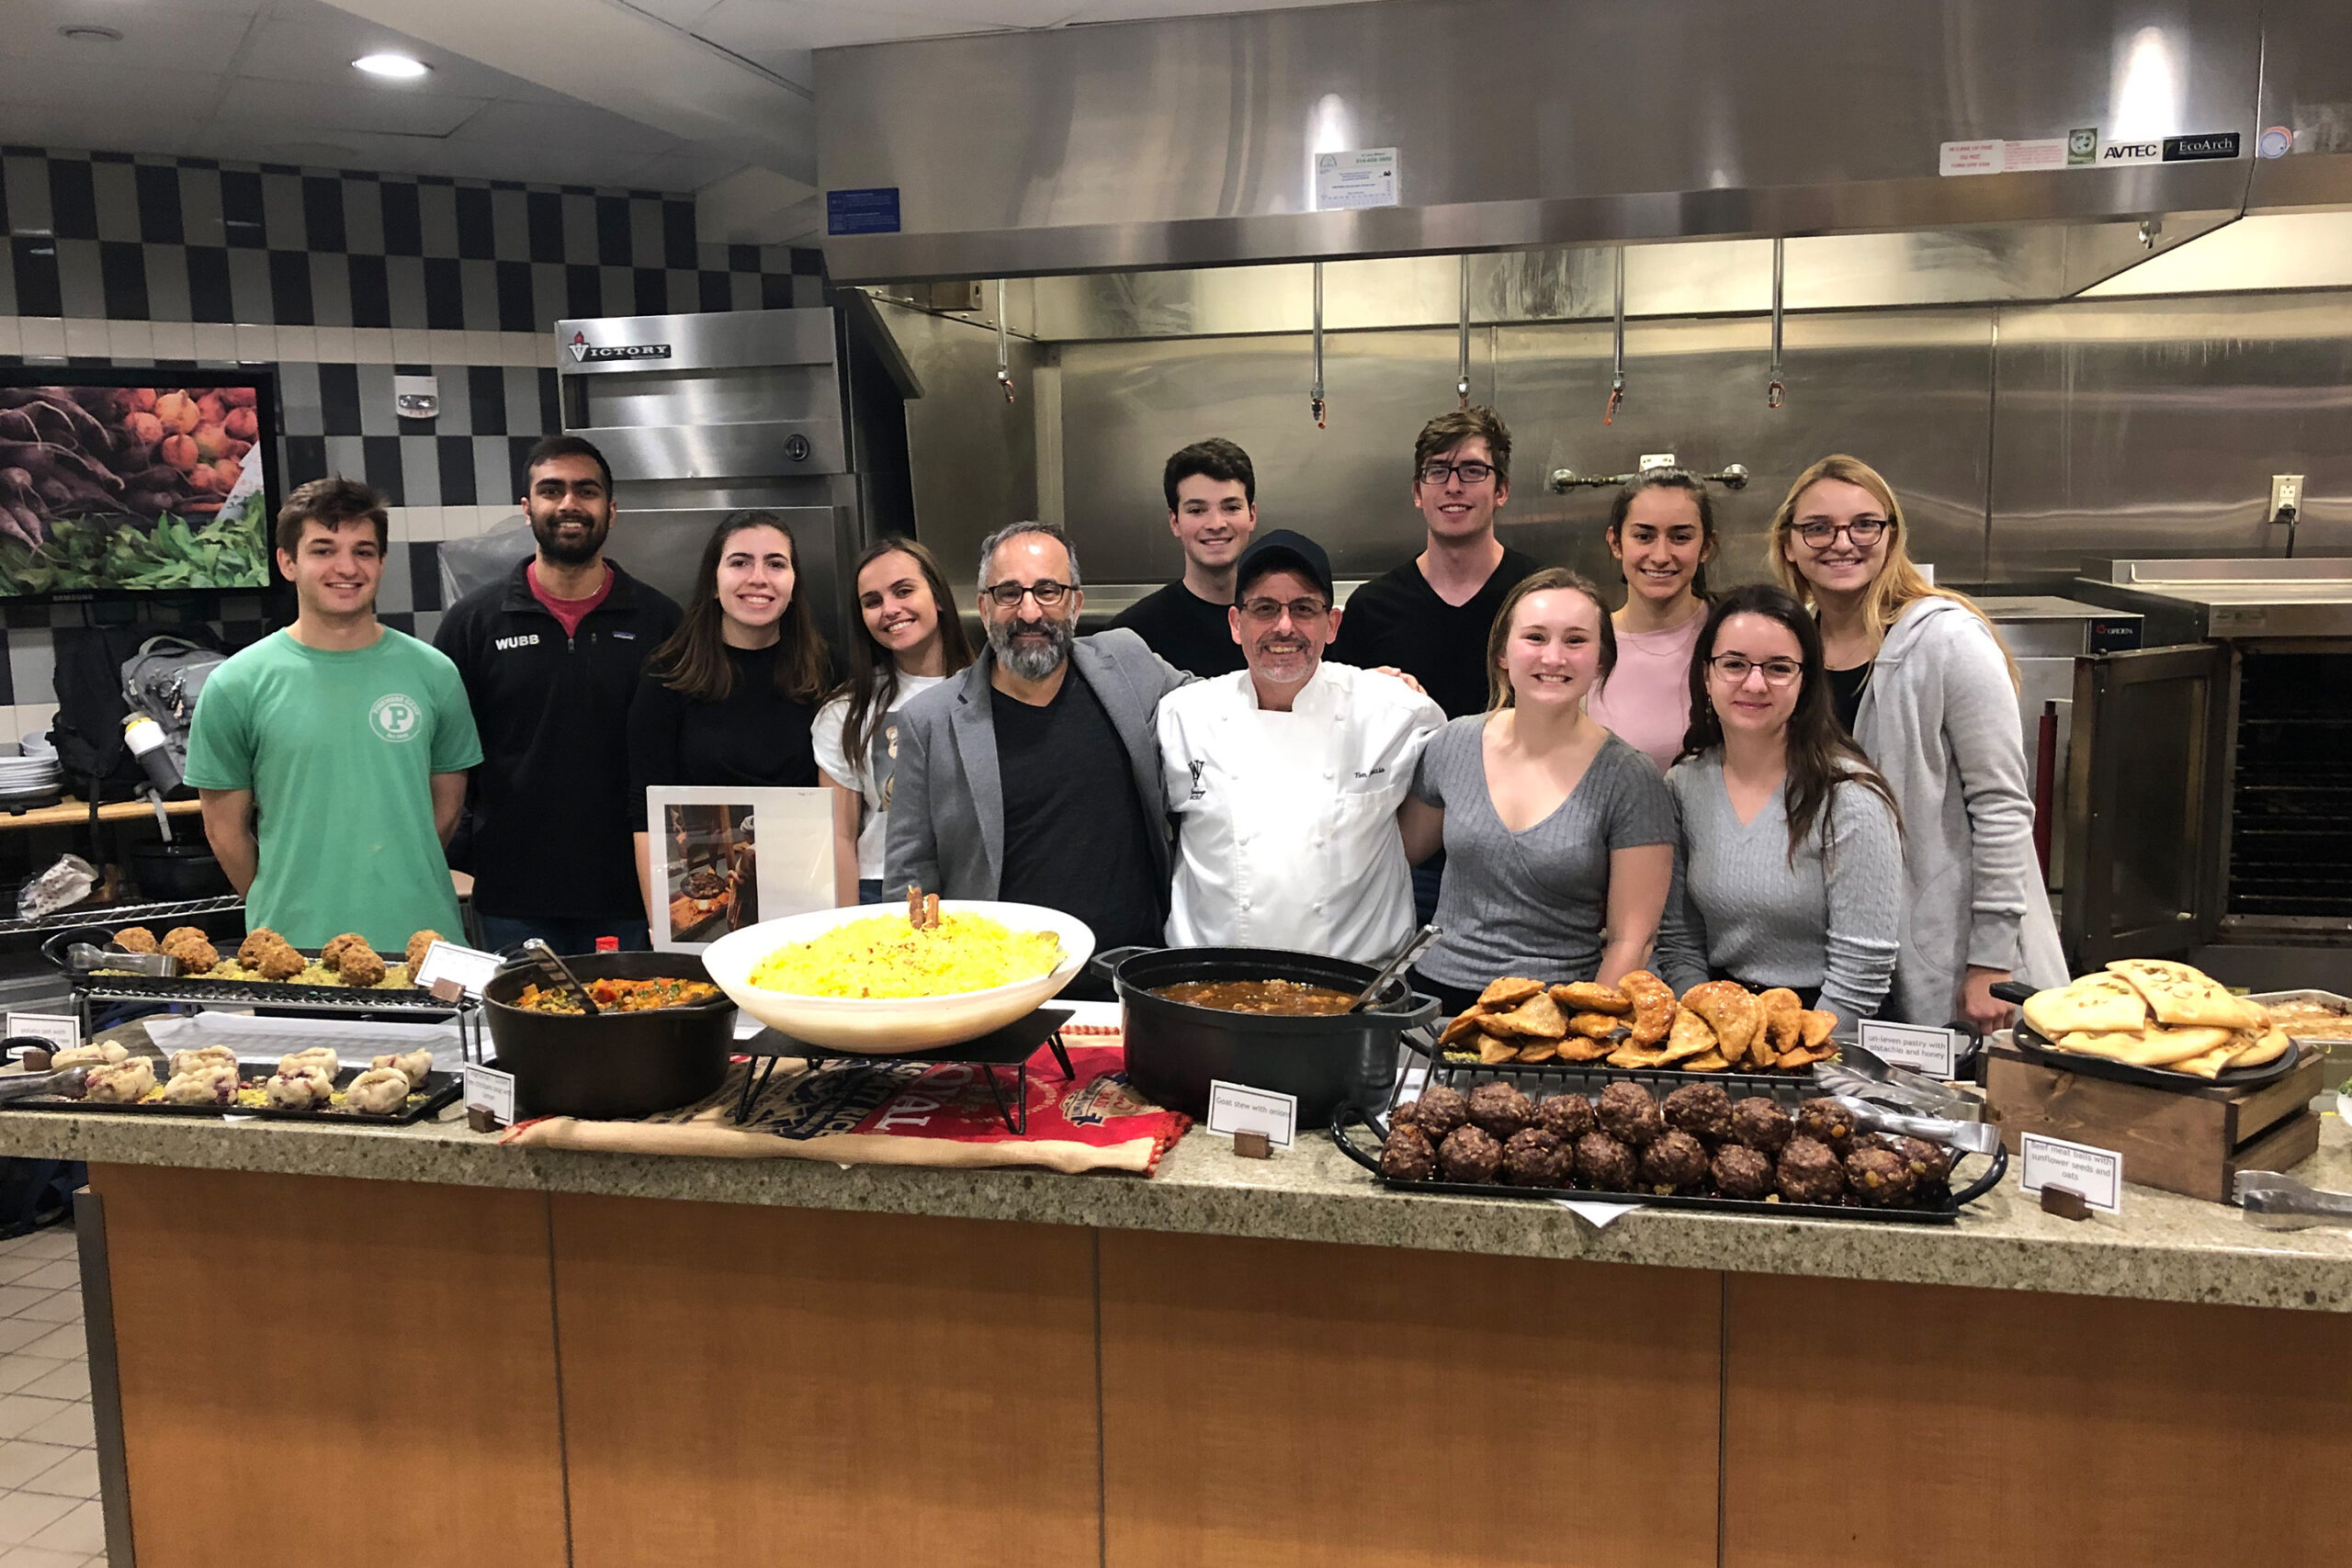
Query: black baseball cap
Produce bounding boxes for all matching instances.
[1233,528,1334,604]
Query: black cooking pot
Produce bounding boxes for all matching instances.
[131,839,231,899]
[482,951,736,1120]
[1092,945,1439,1128]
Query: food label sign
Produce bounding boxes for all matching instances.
[413,941,503,998]
[1858,1020,1959,1077]
[2018,1133,2123,1214]
[1206,1079,1297,1149]
[463,1063,517,1128]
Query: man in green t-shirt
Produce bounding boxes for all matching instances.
[187,477,482,951]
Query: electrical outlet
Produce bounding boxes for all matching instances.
[2270,474,2305,521]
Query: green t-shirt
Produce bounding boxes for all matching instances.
[185,628,482,950]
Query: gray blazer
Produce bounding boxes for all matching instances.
[882,628,1189,901]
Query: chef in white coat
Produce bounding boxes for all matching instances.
[1157,530,1445,962]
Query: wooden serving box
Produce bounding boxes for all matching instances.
[1985,1041,2325,1203]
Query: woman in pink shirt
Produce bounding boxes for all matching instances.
[1585,468,1718,773]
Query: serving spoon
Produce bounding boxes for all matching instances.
[1348,924,1442,1013]
[517,939,600,1016]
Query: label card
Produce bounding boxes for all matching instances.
[1314,148,1400,210]
[1939,139,2004,175]
[5,1014,80,1053]
[1859,1020,1959,1077]
[1206,1079,1297,1149]
[463,1063,517,1128]
[413,941,503,997]
[2018,1133,2123,1214]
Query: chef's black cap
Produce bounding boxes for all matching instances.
[1233,528,1334,604]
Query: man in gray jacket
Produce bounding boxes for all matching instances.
[885,522,1187,993]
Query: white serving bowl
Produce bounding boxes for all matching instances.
[699,900,1096,1055]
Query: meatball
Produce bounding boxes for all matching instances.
[1711,1144,1775,1201]
[1379,1126,1437,1181]
[1846,1146,1917,1208]
[336,943,387,988]
[1574,1131,1637,1191]
[1728,1097,1793,1156]
[1893,1135,1954,1196]
[158,928,219,974]
[250,940,307,981]
[1662,1083,1734,1144]
[1776,1136,1846,1204]
[1412,1086,1470,1144]
[1466,1081,1534,1142]
[1795,1097,1858,1155]
[1501,1128,1569,1188]
[1639,1129,1710,1193]
[1535,1093,1595,1143]
[1386,1100,1422,1139]
[1595,1082,1665,1146]
[1438,1125,1503,1184]
[113,927,159,954]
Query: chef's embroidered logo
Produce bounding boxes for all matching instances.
[1187,759,1207,800]
[369,694,424,743]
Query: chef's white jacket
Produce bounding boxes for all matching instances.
[1157,662,1445,964]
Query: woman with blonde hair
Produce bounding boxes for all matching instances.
[1770,454,2064,1030]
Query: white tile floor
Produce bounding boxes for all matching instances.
[0,1225,105,1568]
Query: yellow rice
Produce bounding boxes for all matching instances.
[748,911,1062,999]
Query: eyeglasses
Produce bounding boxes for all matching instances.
[1419,459,1496,487]
[1794,517,1889,549]
[1238,596,1330,625]
[980,580,1072,608]
[1708,654,1803,686]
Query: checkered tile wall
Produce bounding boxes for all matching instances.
[0,145,824,740]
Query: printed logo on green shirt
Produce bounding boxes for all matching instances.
[369,693,424,743]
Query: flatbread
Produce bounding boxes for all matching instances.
[2023,974,2149,1037]
[2226,1026,2291,1069]
[2104,960,2267,1032]
[2052,1024,2233,1067]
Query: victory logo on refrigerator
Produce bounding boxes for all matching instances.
[567,332,672,364]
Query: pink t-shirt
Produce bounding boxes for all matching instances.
[1586,613,1706,773]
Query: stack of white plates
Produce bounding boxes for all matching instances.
[0,738,62,805]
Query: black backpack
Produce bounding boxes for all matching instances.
[51,623,224,802]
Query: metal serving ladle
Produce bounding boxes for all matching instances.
[1349,924,1442,1013]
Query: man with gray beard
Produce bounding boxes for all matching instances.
[884,522,1187,988]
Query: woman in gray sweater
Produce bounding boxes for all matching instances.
[1654,584,1905,1029]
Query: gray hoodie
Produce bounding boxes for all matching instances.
[1853,596,2069,1024]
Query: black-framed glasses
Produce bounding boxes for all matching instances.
[980,580,1072,608]
[1419,459,1496,487]
[1794,517,1889,549]
[1708,654,1803,686]
[1238,596,1330,626]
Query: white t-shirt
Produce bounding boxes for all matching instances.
[811,673,948,880]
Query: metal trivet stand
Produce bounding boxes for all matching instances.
[730,1007,1079,1134]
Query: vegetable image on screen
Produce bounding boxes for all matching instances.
[0,384,270,595]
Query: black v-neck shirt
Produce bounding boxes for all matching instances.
[1109,581,1243,677]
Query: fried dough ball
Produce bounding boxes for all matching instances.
[1465,1081,1534,1141]
[318,933,368,972]
[1728,1097,1793,1156]
[1500,1127,1569,1188]
[250,940,307,981]
[85,1059,156,1103]
[1574,1131,1637,1191]
[1535,1093,1595,1143]
[158,928,219,973]
[1596,1082,1665,1146]
[1410,1086,1469,1144]
[1437,1125,1503,1183]
[1711,1144,1775,1201]
[1846,1146,1917,1208]
[1380,1126,1437,1181]
[113,927,159,954]
[335,943,387,988]
[345,1067,413,1117]
[1795,1097,1859,1155]
[405,930,441,973]
[1776,1136,1846,1204]
[1662,1082,1735,1144]
[238,929,286,967]
[1640,1129,1711,1193]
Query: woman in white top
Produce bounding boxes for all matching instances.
[812,537,973,905]
[1769,453,2066,1030]
[1585,468,1718,773]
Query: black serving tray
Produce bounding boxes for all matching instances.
[42,924,454,1012]
[6,1064,461,1126]
[1329,1102,2006,1227]
[2005,1016,2307,1092]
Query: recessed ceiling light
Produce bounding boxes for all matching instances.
[353,52,430,79]
[59,25,124,42]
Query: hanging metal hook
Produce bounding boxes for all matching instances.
[1310,262,1327,429]
[994,278,1015,404]
[1455,254,1472,409]
[1603,246,1626,424]
[1768,235,1786,410]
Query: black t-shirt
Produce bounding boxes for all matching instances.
[992,671,1163,952]
[1826,661,1873,737]
[625,643,820,829]
[1329,547,1543,719]
[1108,581,1243,677]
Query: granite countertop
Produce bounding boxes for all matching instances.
[3,1073,2349,1314]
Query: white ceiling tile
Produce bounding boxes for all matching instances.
[450,99,689,156]
[690,0,1013,62]
[0,58,231,118]
[624,0,729,25]
[1059,0,1348,19]
[10,2,260,74]
[215,73,488,136]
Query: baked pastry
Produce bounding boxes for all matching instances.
[1797,1010,1837,1052]
[278,1047,340,1080]
[168,1045,240,1081]
[1535,1093,1595,1142]
[1483,992,1567,1043]
[1617,970,1678,1048]
[344,1067,413,1116]
[2105,959,2267,1032]
[371,1048,434,1091]
[1437,1125,1503,1183]
[1501,1128,1569,1188]
[51,1043,130,1070]
[1566,1011,1623,1041]
[113,927,159,954]
[1549,981,1630,1017]
[1595,1082,1665,1146]
[161,1063,238,1106]
[1662,1007,1718,1064]
[1639,1130,1710,1193]
[1845,1146,1917,1207]
[85,1059,156,1103]
[1682,981,1761,1062]
[1756,987,1803,1061]
[1474,1032,1519,1065]
[1466,1082,1534,1141]
[1795,1097,1858,1155]
[1727,1097,1793,1156]
[1573,1132,1637,1191]
[1662,1083,1734,1144]
[266,1066,334,1111]
[1775,1136,1845,1204]
[1379,1126,1437,1181]
[1476,976,1544,1010]
[1411,1087,1469,1143]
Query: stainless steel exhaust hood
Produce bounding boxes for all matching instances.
[815,0,2295,288]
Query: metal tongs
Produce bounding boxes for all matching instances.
[1349,924,1441,1013]
[0,1066,90,1103]
[1828,1094,2002,1157]
[516,939,598,1015]
[63,942,177,979]
[2234,1170,2352,1231]
[1816,1043,1985,1122]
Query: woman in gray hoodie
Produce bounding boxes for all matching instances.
[1770,455,2068,1031]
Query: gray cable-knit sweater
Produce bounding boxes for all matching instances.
[1653,751,1904,1028]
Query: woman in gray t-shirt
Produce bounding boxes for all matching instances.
[1398,570,1677,1010]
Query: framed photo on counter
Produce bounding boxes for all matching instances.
[645,786,834,953]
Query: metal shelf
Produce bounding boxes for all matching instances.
[0,895,243,941]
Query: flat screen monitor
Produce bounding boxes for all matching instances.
[0,368,281,599]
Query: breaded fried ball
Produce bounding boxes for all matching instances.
[238,929,286,967]
[336,943,386,988]
[318,933,368,972]
[405,930,441,973]
[251,940,307,981]
[113,927,159,954]
[158,928,219,973]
